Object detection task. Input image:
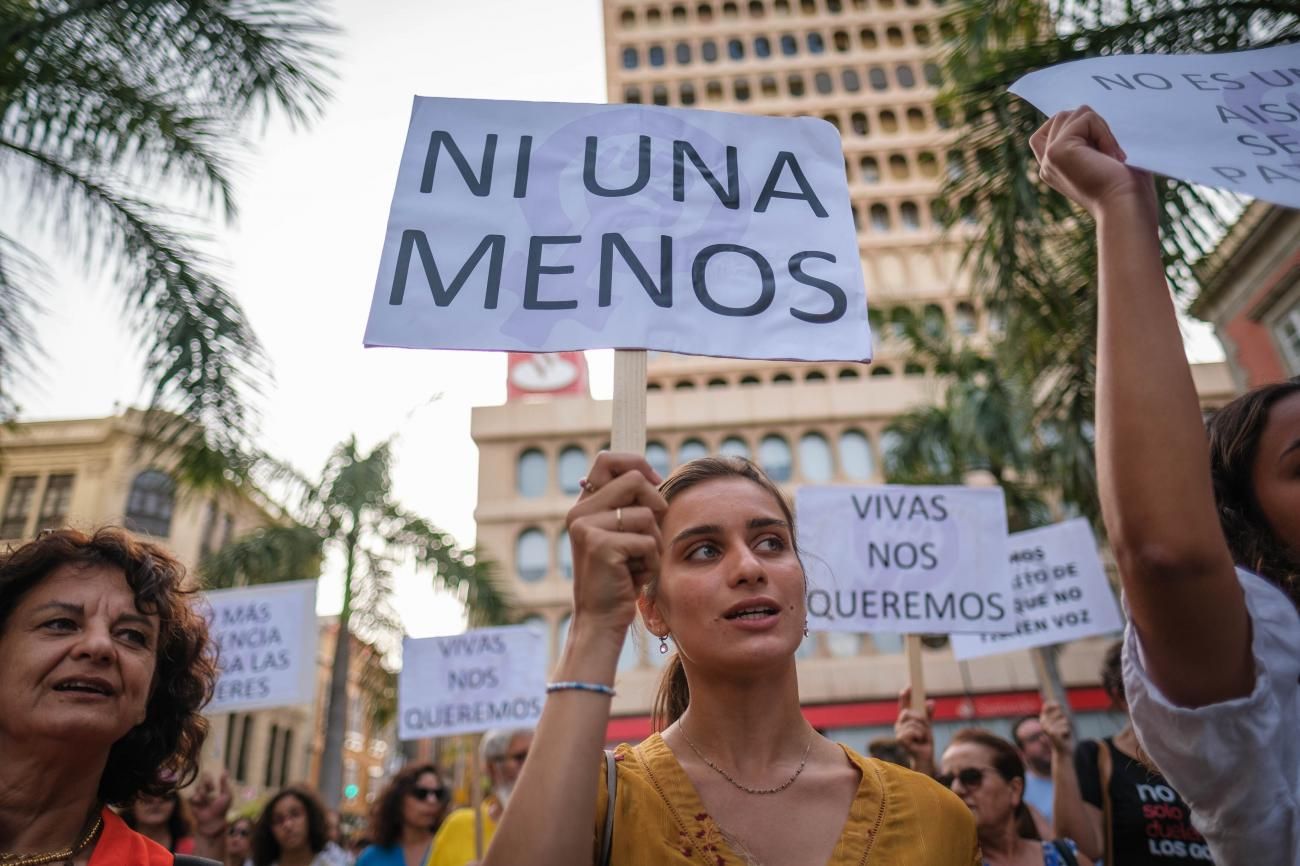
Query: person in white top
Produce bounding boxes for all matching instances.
[1029,106,1300,865]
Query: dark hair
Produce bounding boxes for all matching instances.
[252,787,329,866]
[1100,639,1124,707]
[947,728,1040,841]
[649,456,800,731]
[122,790,195,851]
[1009,714,1039,748]
[0,527,215,806]
[1207,377,1300,608]
[370,763,446,847]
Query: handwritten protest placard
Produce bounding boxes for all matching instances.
[951,519,1123,660]
[1011,42,1300,208]
[796,486,1010,633]
[398,624,547,741]
[365,97,870,361]
[203,580,318,714]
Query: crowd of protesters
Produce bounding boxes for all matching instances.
[2,108,1298,866]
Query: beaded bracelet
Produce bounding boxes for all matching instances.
[547,680,616,697]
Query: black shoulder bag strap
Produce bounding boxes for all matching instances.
[599,748,618,866]
[1051,839,1080,866]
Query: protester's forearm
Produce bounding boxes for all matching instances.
[1051,750,1102,861]
[481,622,621,866]
[1093,195,1251,705]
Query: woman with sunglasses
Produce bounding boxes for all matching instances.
[939,730,1091,866]
[225,816,255,866]
[356,764,448,866]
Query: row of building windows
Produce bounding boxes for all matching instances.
[820,103,951,137]
[618,0,942,30]
[0,468,179,540]
[515,427,894,503]
[624,63,939,105]
[521,609,906,672]
[621,24,943,69]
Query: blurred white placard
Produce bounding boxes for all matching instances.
[365,96,871,361]
[204,580,318,714]
[797,485,1011,633]
[399,624,547,740]
[1011,42,1300,208]
[952,519,1123,660]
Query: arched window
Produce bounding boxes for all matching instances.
[760,75,778,97]
[773,372,794,384]
[839,429,875,479]
[869,203,891,232]
[805,370,827,382]
[870,365,893,377]
[773,0,791,13]
[787,73,805,97]
[680,82,697,104]
[652,84,669,105]
[125,469,175,537]
[923,303,946,334]
[558,445,587,494]
[702,40,719,62]
[859,156,879,183]
[734,78,751,101]
[622,47,639,69]
[647,381,663,391]
[924,62,943,86]
[646,441,671,478]
[799,432,833,482]
[936,105,954,129]
[758,434,793,481]
[827,632,861,657]
[859,28,878,49]
[918,151,938,177]
[841,68,861,92]
[649,44,666,66]
[707,377,729,388]
[748,0,765,14]
[675,379,697,390]
[620,9,637,28]
[624,86,642,103]
[888,154,909,179]
[880,110,899,133]
[896,64,916,88]
[706,80,724,101]
[868,66,888,90]
[807,32,825,53]
[850,111,869,135]
[813,72,832,95]
[754,35,771,57]
[822,112,841,131]
[676,42,692,64]
[557,529,574,579]
[913,24,932,45]
[679,438,709,463]
[516,528,548,582]
[955,301,978,335]
[833,30,849,52]
[647,7,663,24]
[517,448,548,497]
[799,0,815,12]
[672,4,689,21]
[728,38,745,59]
[907,107,927,131]
[780,34,798,55]
[837,367,860,380]
[720,437,750,459]
[740,374,762,386]
[698,2,714,20]
[886,26,904,46]
[904,362,926,375]
[901,201,921,231]
[723,0,739,16]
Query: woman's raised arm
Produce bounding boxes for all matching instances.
[481,452,665,866]
[1029,107,1251,707]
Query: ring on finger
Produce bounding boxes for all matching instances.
[616,507,624,532]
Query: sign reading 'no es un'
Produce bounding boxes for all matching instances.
[399,625,547,741]
[364,97,871,362]
[797,486,1011,634]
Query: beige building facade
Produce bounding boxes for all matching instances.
[466,0,1243,747]
[0,410,314,805]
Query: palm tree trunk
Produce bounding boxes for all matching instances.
[319,528,358,810]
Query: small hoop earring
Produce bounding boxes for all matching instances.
[659,634,670,654]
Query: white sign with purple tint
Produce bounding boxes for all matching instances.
[364,97,871,362]
[1011,42,1300,208]
[797,485,1011,633]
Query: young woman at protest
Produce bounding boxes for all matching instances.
[482,452,979,865]
[251,787,352,866]
[123,790,198,855]
[1041,643,1208,865]
[1030,106,1300,863]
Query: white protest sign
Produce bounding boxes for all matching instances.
[796,485,1011,634]
[951,519,1124,660]
[398,624,547,741]
[202,580,318,714]
[364,96,871,362]
[1010,42,1300,208]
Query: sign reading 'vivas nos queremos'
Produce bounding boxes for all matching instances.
[364,97,871,362]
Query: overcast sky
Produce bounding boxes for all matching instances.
[16,0,614,637]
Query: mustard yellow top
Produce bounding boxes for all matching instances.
[594,734,980,866]
[426,801,498,866]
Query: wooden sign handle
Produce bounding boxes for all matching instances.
[471,741,484,861]
[905,634,926,714]
[611,350,647,455]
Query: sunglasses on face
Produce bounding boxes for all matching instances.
[409,785,447,803]
[936,767,992,790]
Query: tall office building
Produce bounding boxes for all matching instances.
[469,0,1238,745]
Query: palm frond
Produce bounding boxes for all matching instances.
[0,232,45,423]
[200,522,322,589]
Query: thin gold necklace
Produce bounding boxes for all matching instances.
[0,813,103,866]
[677,722,814,795]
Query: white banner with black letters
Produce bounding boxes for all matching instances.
[951,519,1124,660]
[797,485,1011,634]
[398,624,547,741]
[364,96,871,362]
[202,580,318,714]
